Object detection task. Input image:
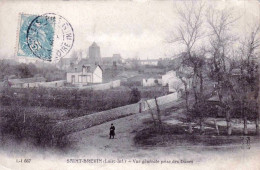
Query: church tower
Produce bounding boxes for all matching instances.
[89,42,101,65]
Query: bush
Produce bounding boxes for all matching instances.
[0,106,70,149]
[0,59,66,80]
[129,88,141,104]
[1,88,132,113]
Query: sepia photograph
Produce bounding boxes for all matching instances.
[0,0,260,169]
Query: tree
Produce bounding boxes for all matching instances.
[178,69,193,133]
[206,7,238,135]
[172,1,207,134]
[237,23,260,135]
[129,88,141,104]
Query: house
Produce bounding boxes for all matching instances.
[123,58,159,68]
[66,64,103,84]
[142,76,162,87]
[162,70,177,86]
[168,78,183,93]
[162,70,186,95]
[139,59,159,66]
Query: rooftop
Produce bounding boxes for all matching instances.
[67,64,102,73]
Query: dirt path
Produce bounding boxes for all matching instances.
[66,102,181,158]
[67,109,260,165]
[67,113,147,158]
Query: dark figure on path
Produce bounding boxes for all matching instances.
[109,123,115,139]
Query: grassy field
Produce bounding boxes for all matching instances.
[66,105,260,162]
[0,86,168,119]
[134,123,260,147]
[134,103,260,148]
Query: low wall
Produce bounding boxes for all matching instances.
[38,80,66,87]
[141,92,178,111]
[55,102,139,134]
[12,82,43,88]
[55,92,178,134]
[7,80,66,88]
[79,80,121,90]
[111,80,120,88]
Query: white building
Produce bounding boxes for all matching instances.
[139,59,158,66]
[168,78,183,93]
[142,77,162,87]
[67,65,103,84]
[162,70,177,86]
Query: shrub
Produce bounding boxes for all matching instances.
[1,88,133,113]
[0,106,70,149]
[129,88,141,104]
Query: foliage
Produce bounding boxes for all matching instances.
[0,106,70,149]
[0,88,132,113]
[0,59,65,81]
[129,88,141,104]
[171,2,260,135]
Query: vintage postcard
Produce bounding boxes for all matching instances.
[0,0,260,169]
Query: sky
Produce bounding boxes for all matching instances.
[0,0,259,62]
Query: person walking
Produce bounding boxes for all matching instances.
[109,123,115,139]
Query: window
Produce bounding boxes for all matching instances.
[71,75,75,83]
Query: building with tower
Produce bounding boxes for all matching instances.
[89,42,101,65]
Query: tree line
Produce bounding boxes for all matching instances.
[170,2,260,135]
[1,88,135,112]
[0,59,65,81]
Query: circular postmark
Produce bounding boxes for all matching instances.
[27,13,74,62]
[47,13,74,62]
